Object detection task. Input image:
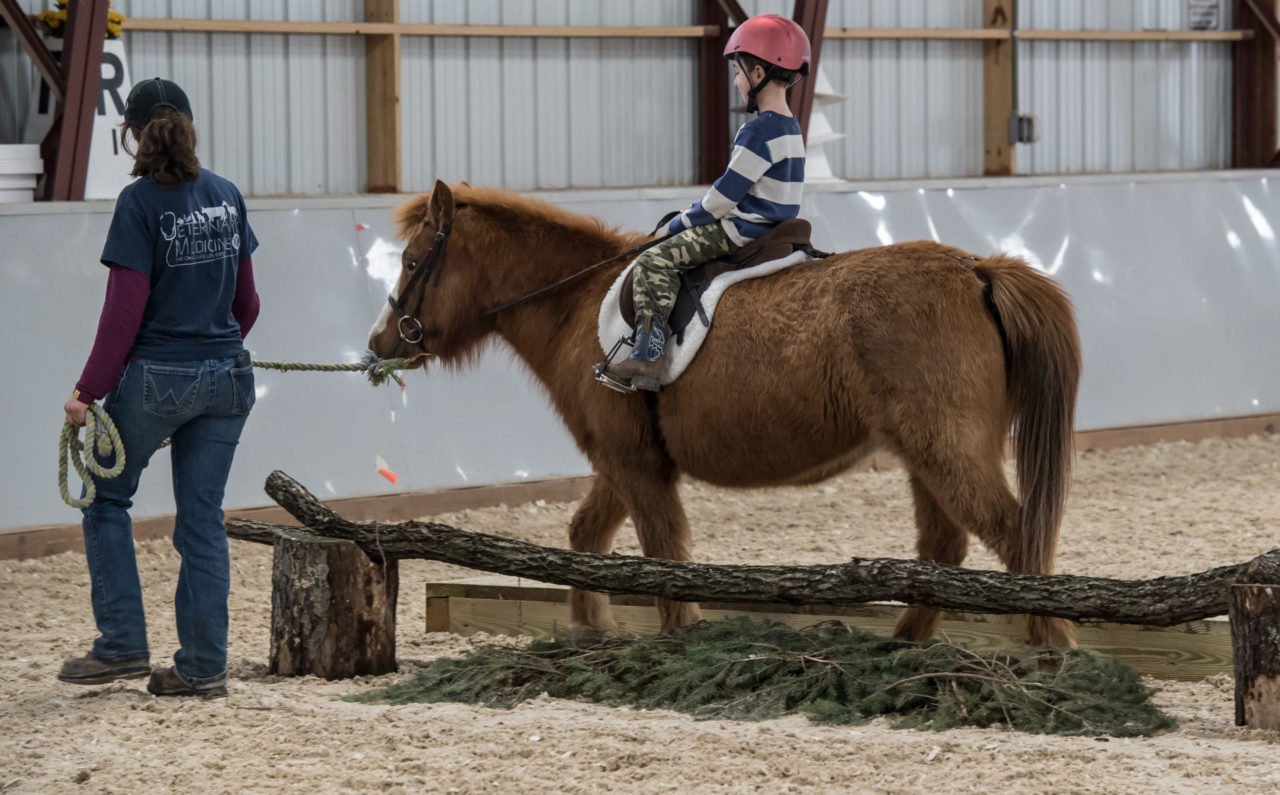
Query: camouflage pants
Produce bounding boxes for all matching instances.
[632,222,738,321]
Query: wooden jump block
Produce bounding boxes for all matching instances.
[1230,583,1280,729]
[424,575,1233,682]
[270,527,399,679]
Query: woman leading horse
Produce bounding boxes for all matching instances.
[368,181,1082,648]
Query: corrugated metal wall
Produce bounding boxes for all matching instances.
[398,0,696,192]
[120,0,367,195]
[1016,0,1233,174]
[0,1,1253,191]
[1,0,368,195]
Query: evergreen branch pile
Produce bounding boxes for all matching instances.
[351,618,1175,737]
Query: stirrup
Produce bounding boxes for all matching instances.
[593,335,637,394]
[593,363,636,394]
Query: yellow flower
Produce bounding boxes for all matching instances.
[36,2,126,39]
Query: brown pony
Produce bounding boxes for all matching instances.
[368,180,1082,647]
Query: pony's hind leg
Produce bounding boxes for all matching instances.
[567,480,628,631]
[908,449,1077,648]
[894,475,969,642]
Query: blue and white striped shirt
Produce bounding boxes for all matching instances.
[669,111,805,245]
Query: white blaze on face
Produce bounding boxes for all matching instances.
[369,299,396,347]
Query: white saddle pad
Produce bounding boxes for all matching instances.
[597,249,812,385]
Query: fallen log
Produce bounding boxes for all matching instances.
[224,469,1280,628]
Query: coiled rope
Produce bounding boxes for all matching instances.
[57,353,423,509]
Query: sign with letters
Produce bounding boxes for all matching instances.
[1188,0,1220,31]
[23,38,134,200]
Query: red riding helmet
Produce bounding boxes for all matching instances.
[723,13,811,75]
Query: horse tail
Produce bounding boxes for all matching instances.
[974,255,1081,580]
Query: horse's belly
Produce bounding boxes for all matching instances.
[659,404,874,488]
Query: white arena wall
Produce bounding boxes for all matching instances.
[2,171,1278,534]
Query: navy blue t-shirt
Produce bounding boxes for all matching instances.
[101,168,259,361]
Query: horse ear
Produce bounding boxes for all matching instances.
[430,179,456,226]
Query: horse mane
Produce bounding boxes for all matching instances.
[394,183,648,250]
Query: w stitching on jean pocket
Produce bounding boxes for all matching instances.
[230,365,255,415]
[142,363,203,417]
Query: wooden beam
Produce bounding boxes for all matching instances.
[123,18,715,38]
[825,27,1010,40]
[118,17,1261,44]
[43,0,109,201]
[1074,412,1280,452]
[1234,0,1280,167]
[424,575,1234,681]
[363,0,401,193]
[790,0,829,143]
[698,0,731,185]
[982,0,1015,176]
[0,0,64,99]
[1019,29,1251,42]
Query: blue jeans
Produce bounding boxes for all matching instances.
[82,350,254,686]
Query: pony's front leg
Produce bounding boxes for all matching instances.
[567,479,628,631]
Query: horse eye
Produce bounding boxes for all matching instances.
[405,260,417,272]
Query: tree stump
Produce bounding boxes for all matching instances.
[1230,583,1280,730]
[269,526,398,679]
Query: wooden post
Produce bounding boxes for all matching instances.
[1234,0,1279,167]
[789,0,829,143]
[698,0,733,184]
[269,527,398,679]
[1230,583,1280,729]
[982,0,1014,176]
[364,0,401,193]
[41,0,109,200]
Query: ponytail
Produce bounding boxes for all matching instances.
[122,107,200,189]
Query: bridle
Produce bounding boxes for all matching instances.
[385,207,674,347]
[386,215,455,347]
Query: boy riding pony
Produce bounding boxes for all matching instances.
[602,13,810,392]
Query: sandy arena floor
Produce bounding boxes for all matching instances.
[3,435,1279,793]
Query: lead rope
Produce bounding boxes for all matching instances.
[57,352,425,509]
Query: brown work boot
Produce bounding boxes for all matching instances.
[57,653,150,685]
[603,314,669,392]
[146,666,228,699]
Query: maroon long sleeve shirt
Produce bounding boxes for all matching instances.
[73,257,260,404]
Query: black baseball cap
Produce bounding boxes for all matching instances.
[123,77,193,129]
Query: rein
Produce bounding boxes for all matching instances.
[477,234,667,318]
[387,209,677,344]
